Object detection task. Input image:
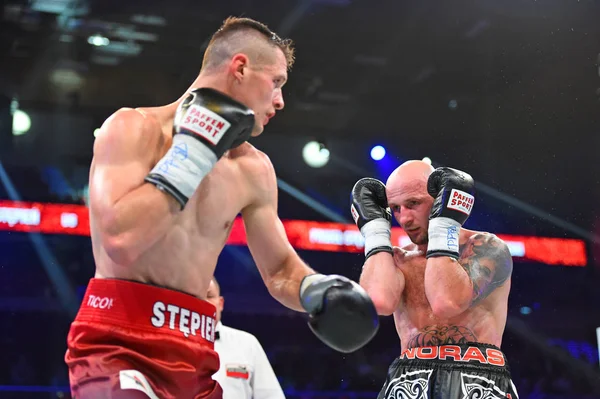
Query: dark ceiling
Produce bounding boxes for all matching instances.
[1,0,599,239]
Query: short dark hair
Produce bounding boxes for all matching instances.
[202,16,295,71]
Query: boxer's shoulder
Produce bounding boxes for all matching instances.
[392,246,408,262]
[106,107,152,128]
[460,230,510,263]
[230,144,277,206]
[394,245,412,256]
[98,108,163,143]
[95,108,167,162]
[230,142,270,161]
[233,144,275,182]
[462,229,504,247]
[458,229,513,301]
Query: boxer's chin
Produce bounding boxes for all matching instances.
[408,230,428,246]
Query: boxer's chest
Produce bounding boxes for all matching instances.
[186,156,248,240]
[396,252,430,310]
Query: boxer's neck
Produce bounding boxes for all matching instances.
[154,72,235,125]
[187,72,234,100]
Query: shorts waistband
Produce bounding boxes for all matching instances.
[75,278,217,347]
[398,342,508,368]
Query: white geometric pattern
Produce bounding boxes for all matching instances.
[384,369,433,399]
[461,373,508,399]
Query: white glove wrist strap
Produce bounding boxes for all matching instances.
[361,219,392,256]
[149,134,218,199]
[300,274,325,297]
[427,217,461,255]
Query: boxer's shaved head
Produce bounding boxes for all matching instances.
[386,160,434,192]
[202,17,295,72]
[386,160,435,245]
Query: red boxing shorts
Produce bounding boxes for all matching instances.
[65,278,223,399]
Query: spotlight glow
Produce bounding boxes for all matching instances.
[87,34,110,47]
[370,145,386,161]
[302,141,330,168]
[12,109,31,136]
[422,157,432,165]
[520,306,532,315]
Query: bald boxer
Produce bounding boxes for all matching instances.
[65,16,377,399]
[351,161,519,399]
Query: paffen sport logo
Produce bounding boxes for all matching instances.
[179,104,231,145]
[446,189,474,215]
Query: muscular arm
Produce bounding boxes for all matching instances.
[241,152,315,311]
[359,251,404,316]
[90,109,180,265]
[424,233,513,318]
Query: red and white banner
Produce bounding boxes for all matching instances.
[0,200,90,236]
[0,200,588,266]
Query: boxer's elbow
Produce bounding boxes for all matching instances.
[264,270,284,298]
[429,297,465,319]
[263,254,305,311]
[96,208,142,266]
[99,215,137,266]
[365,289,397,316]
[102,232,139,266]
[372,296,396,316]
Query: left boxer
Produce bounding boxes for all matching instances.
[66,15,378,399]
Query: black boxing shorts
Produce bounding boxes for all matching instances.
[377,342,519,399]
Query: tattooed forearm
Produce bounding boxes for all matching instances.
[407,325,477,348]
[458,233,513,304]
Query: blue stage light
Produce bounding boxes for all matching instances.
[370,145,386,161]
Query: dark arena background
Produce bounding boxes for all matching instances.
[1,0,600,398]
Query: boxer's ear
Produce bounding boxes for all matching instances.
[230,54,249,82]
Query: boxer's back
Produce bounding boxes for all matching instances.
[392,230,510,352]
[90,107,265,299]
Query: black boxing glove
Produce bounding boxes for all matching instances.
[299,274,379,353]
[350,178,393,260]
[145,88,254,209]
[426,167,475,259]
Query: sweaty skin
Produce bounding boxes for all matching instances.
[360,160,513,351]
[391,233,511,351]
[89,46,313,310]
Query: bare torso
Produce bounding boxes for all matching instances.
[91,107,266,299]
[393,230,510,352]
